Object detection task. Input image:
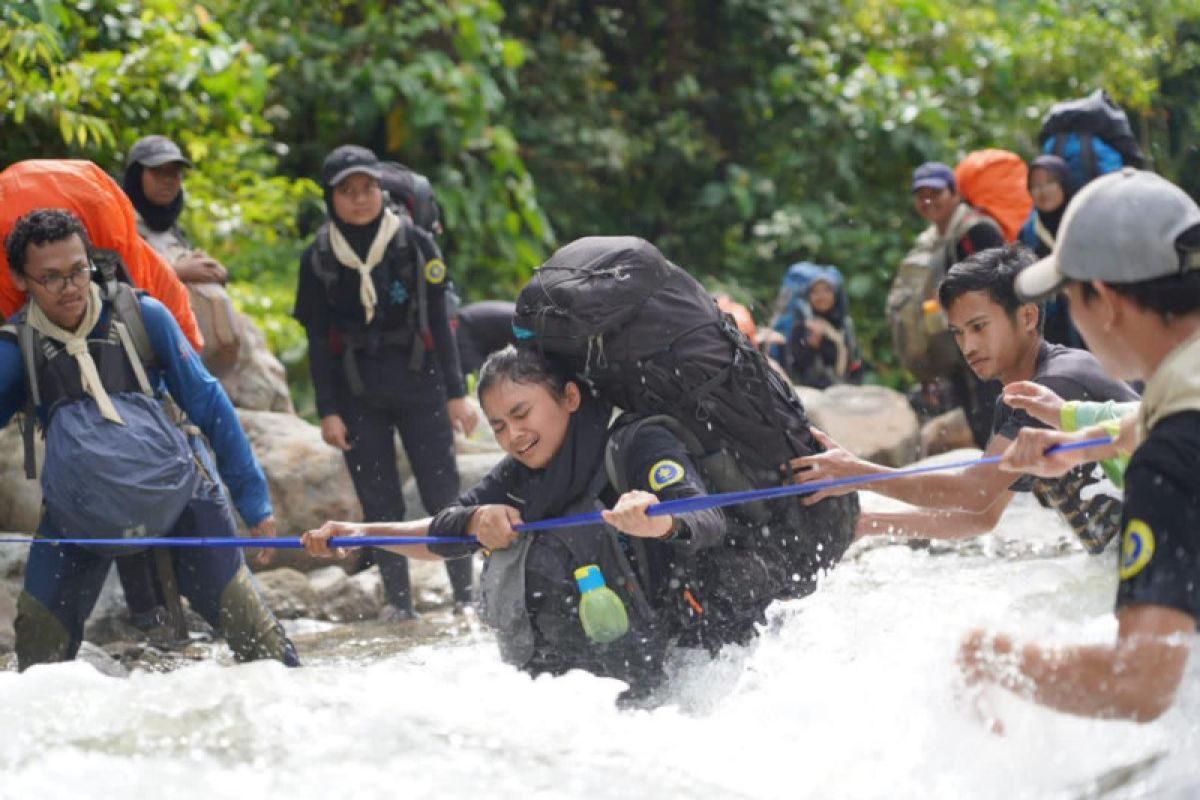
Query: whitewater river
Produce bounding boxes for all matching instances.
[1,489,1197,800]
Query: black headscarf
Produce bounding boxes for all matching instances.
[521,388,613,523]
[122,162,185,233]
[1028,154,1076,239]
[324,185,384,263]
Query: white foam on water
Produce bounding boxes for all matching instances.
[0,492,1196,800]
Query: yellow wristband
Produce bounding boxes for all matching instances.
[1060,401,1079,433]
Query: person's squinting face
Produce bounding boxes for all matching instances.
[14,234,92,330]
[332,173,384,226]
[1029,167,1066,215]
[481,378,581,469]
[141,162,185,206]
[946,290,1035,383]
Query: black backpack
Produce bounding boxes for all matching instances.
[513,237,859,597]
[379,161,443,235]
[1038,90,1147,182]
[514,236,819,475]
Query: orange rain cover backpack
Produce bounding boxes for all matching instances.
[954,149,1033,242]
[0,160,202,351]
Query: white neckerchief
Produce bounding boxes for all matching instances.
[327,208,402,324]
[27,281,125,425]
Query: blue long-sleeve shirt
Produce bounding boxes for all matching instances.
[0,295,273,526]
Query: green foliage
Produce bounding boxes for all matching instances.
[3,0,1200,403]
[500,0,1200,385]
[210,0,554,298]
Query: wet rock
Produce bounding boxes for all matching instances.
[76,641,129,678]
[0,422,41,536]
[920,408,976,458]
[254,567,318,619]
[799,384,920,467]
[308,565,383,622]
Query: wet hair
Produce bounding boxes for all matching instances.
[5,208,92,275]
[1076,225,1200,321]
[938,243,1043,329]
[477,345,572,402]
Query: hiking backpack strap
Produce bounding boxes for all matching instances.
[605,413,705,496]
[93,249,157,369]
[1079,133,1097,180]
[604,412,772,525]
[12,320,41,480]
[310,227,340,293]
[403,222,431,371]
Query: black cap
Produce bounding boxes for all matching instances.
[127,135,193,168]
[322,145,384,188]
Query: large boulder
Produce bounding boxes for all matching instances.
[796,383,920,467]
[237,409,363,536]
[0,422,42,535]
[218,312,295,413]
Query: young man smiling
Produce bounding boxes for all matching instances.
[792,244,1137,550]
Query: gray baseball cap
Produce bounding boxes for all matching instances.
[1017,168,1200,302]
[126,135,193,168]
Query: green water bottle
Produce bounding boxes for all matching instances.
[574,564,629,644]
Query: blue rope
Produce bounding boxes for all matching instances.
[0,436,1113,549]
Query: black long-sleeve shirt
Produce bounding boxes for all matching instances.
[294,226,464,418]
[428,423,725,563]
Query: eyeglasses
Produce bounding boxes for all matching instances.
[26,263,92,294]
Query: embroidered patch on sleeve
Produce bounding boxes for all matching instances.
[424,258,447,285]
[649,459,685,491]
[1119,518,1155,580]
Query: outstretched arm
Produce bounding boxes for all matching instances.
[791,429,1016,514]
[959,604,1193,722]
[302,519,444,560]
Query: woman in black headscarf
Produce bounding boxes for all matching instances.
[292,145,478,619]
[1024,154,1083,347]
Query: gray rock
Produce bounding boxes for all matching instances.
[75,641,129,678]
[801,384,920,467]
[253,567,317,619]
[218,312,294,413]
[308,565,383,622]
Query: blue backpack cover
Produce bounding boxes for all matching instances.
[39,391,199,555]
[769,262,848,359]
[1038,90,1146,188]
[1041,133,1126,189]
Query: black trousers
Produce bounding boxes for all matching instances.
[337,359,474,612]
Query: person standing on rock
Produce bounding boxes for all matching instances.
[0,208,297,669]
[792,244,1138,552]
[293,145,477,620]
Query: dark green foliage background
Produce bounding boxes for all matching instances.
[3,0,1197,412]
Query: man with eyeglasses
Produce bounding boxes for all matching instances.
[0,208,298,670]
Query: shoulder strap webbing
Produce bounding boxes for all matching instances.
[605,413,706,495]
[94,251,156,369]
[404,222,431,371]
[16,321,41,480]
[1080,133,1097,180]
